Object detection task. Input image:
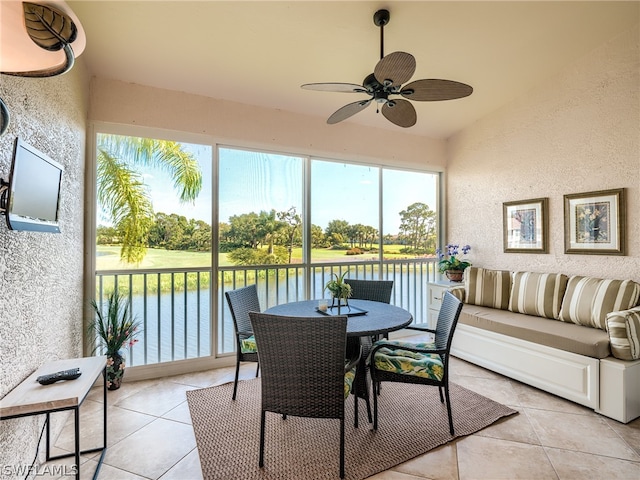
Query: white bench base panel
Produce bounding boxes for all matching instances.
[451,323,640,423]
[599,357,640,423]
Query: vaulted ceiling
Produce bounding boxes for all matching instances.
[67,1,639,139]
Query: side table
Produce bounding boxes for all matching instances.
[0,356,107,480]
[427,279,463,328]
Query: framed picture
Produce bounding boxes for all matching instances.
[564,188,625,255]
[503,198,548,253]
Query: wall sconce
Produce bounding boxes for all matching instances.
[0,1,86,136]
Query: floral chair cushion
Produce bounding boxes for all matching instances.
[373,340,444,381]
[240,335,257,353]
[344,367,356,399]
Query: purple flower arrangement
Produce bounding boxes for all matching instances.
[437,244,472,273]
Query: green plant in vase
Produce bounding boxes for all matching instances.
[89,290,141,390]
[325,271,353,311]
[437,244,472,282]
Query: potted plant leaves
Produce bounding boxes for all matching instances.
[89,290,141,390]
[325,271,353,311]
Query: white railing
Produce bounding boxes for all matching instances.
[94,258,440,367]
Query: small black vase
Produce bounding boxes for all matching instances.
[330,296,350,313]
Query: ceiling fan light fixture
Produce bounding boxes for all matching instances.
[300,8,472,128]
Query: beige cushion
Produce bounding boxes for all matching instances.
[508,272,568,320]
[460,304,611,359]
[606,307,640,360]
[558,276,640,330]
[464,267,512,310]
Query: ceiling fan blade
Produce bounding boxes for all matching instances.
[327,99,372,124]
[301,82,367,93]
[381,99,416,128]
[374,51,416,87]
[400,79,473,101]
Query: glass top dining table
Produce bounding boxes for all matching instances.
[264,299,413,337]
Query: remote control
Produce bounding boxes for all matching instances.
[37,368,82,385]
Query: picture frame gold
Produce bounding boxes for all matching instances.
[564,188,625,255]
[503,198,548,253]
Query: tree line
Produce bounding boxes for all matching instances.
[96,135,437,265]
[97,202,437,265]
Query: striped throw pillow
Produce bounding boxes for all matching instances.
[464,267,512,310]
[606,307,640,360]
[558,276,640,330]
[509,272,568,320]
[449,286,466,303]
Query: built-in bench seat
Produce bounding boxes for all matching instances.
[459,304,610,359]
[449,268,640,423]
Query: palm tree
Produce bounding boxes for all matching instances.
[278,206,302,263]
[256,209,281,255]
[96,134,202,263]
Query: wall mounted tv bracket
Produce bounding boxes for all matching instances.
[0,179,8,216]
[0,99,8,136]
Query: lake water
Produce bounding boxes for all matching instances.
[116,268,434,366]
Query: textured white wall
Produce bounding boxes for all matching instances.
[0,65,88,472]
[447,25,639,283]
[89,77,447,171]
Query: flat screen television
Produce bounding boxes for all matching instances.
[0,138,63,233]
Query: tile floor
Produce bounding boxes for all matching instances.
[42,334,640,479]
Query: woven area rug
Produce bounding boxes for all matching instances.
[187,378,516,480]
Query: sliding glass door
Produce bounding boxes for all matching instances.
[94,133,213,365]
[218,147,304,353]
[92,131,441,368]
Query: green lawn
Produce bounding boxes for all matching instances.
[96,245,424,270]
[96,246,215,270]
[95,244,430,295]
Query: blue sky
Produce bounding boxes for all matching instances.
[133,143,438,235]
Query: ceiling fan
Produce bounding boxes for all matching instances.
[301,9,473,128]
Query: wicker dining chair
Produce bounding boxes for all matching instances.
[248,312,361,479]
[346,278,393,339]
[345,278,394,305]
[224,285,261,400]
[370,291,463,434]
[344,278,394,417]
